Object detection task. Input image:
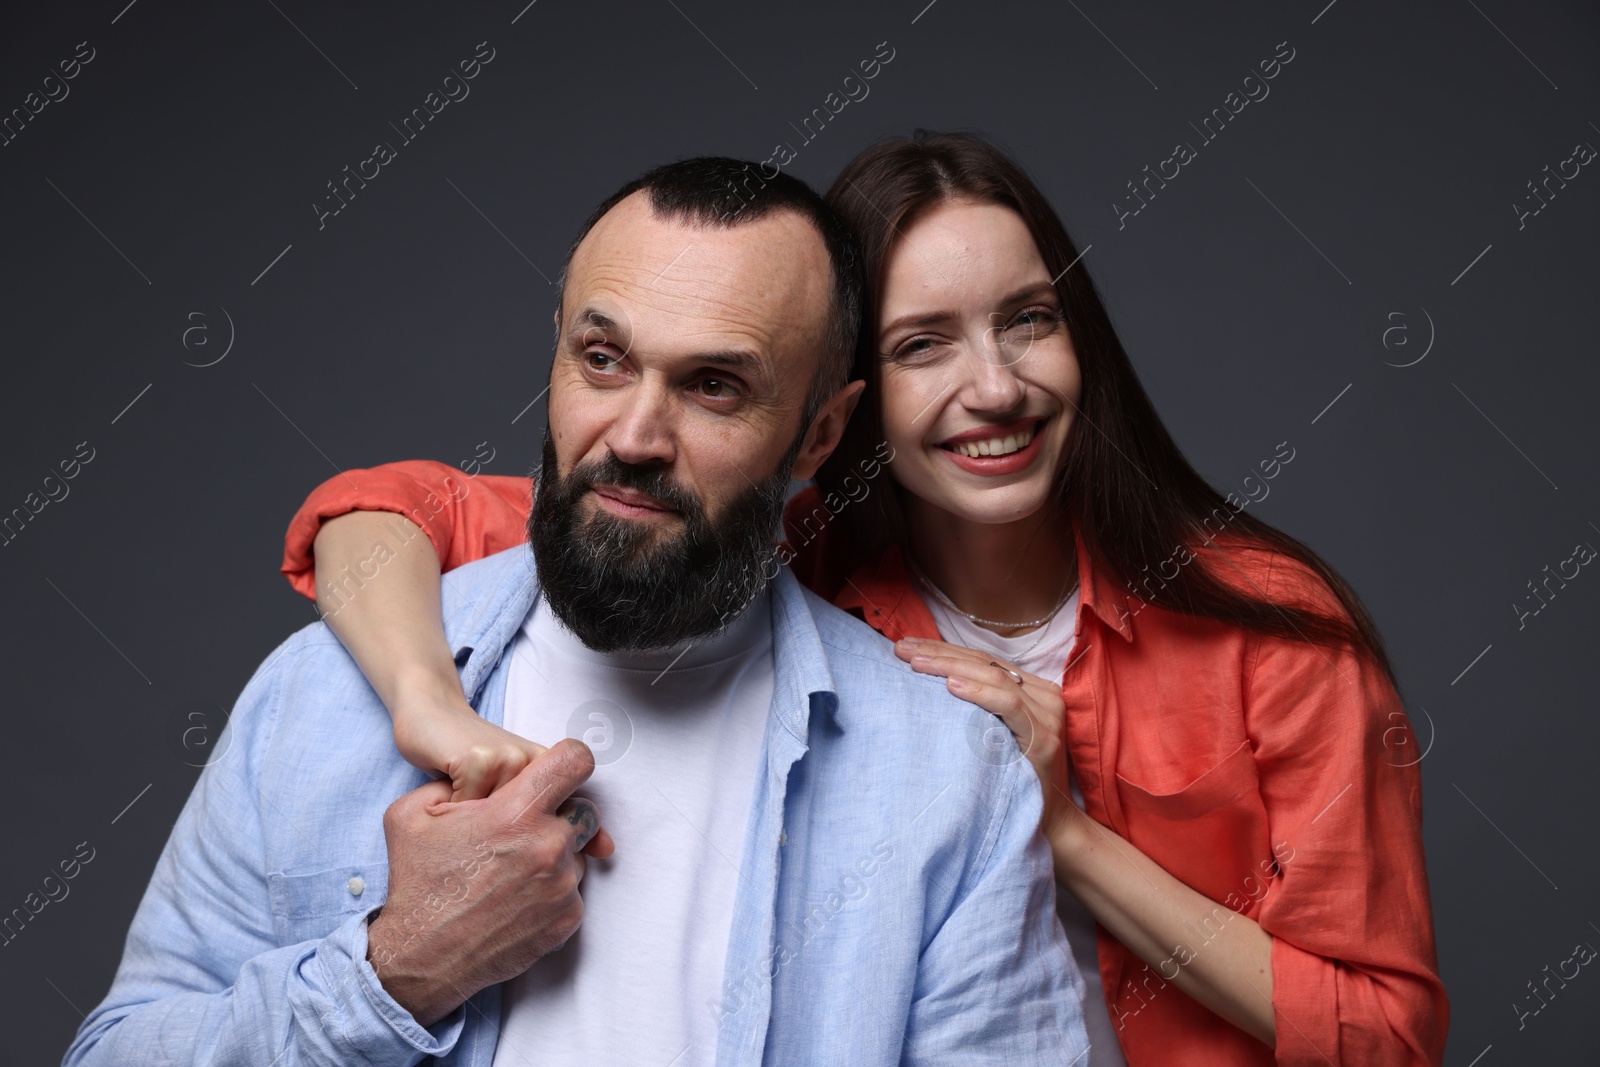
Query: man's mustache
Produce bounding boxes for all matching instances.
[566,453,704,522]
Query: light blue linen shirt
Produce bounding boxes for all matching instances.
[65,545,1087,1066]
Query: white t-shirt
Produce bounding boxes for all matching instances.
[923,585,1129,1067]
[490,587,775,1067]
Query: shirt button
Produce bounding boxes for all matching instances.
[779,828,788,845]
[347,876,365,896]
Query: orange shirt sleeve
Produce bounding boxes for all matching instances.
[782,485,880,605]
[781,487,832,593]
[1240,556,1448,1065]
[279,460,532,600]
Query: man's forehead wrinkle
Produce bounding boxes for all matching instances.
[650,261,813,337]
[573,257,815,356]
[578,271,779,347]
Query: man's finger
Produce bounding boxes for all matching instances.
[504,737,598,822]
[555,797,603,853]
[382,778,456,834]
[581,825,615,859]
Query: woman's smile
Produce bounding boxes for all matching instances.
[936,415,1049,474]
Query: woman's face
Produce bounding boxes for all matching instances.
[876,198,1081,527]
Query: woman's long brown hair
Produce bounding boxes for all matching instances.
[813,131,1397,685]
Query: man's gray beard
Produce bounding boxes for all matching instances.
[526,426,802,653]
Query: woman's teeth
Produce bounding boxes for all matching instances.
[949,425,1034,458]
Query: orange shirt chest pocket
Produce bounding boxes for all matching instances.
[1113,738,1274,909]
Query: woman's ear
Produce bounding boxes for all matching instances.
[790,379,867,482]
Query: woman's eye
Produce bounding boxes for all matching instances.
[890,336,941,361]
[1005,307,1060,339]
[1016,307,1058,328]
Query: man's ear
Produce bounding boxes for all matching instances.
[790,379,867,482]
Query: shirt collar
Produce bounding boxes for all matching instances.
[765,564,841,740]
[441,546,541,702]
[825,542,921,641]
[1071,524,1137,643]
[438,544,840,738]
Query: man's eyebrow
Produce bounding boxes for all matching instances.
[695,349,776,393]
[569,307,621,335]
[878,280,1059,335]
[567,306,777,393]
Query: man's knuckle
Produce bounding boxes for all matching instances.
[529,832,566,870]
[562,738,597,777]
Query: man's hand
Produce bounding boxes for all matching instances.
[366,738,615,1026]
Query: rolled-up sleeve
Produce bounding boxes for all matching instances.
[1242,559,1448,1066]
[62,648,465,1067]
[279,460,531,600]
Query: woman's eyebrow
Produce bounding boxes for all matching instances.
[880,281,1060,336]
[995,281,1059,307]
[880,309,954,335]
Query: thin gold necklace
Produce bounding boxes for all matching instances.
[905,553,1078,631]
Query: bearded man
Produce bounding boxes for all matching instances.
[65,157,1087,1067]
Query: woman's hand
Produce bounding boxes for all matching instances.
[894,636,1072,830]
[391,697,549,802]
[310,511,548,802]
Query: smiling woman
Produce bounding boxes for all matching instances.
[803,133,1445,1065]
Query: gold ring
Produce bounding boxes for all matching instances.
[988,661,1025,686]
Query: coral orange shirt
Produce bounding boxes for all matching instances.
[281,460,1448,1066]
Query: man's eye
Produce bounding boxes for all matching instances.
[585,350,621,371]
[697,377,736,398]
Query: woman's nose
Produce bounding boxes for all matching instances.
[961,332,1028,412]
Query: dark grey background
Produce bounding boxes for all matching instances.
[3,0,1595,1062]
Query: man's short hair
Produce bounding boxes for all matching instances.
[556,157,863,424]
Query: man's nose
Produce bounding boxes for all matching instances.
[603,379,677,467]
